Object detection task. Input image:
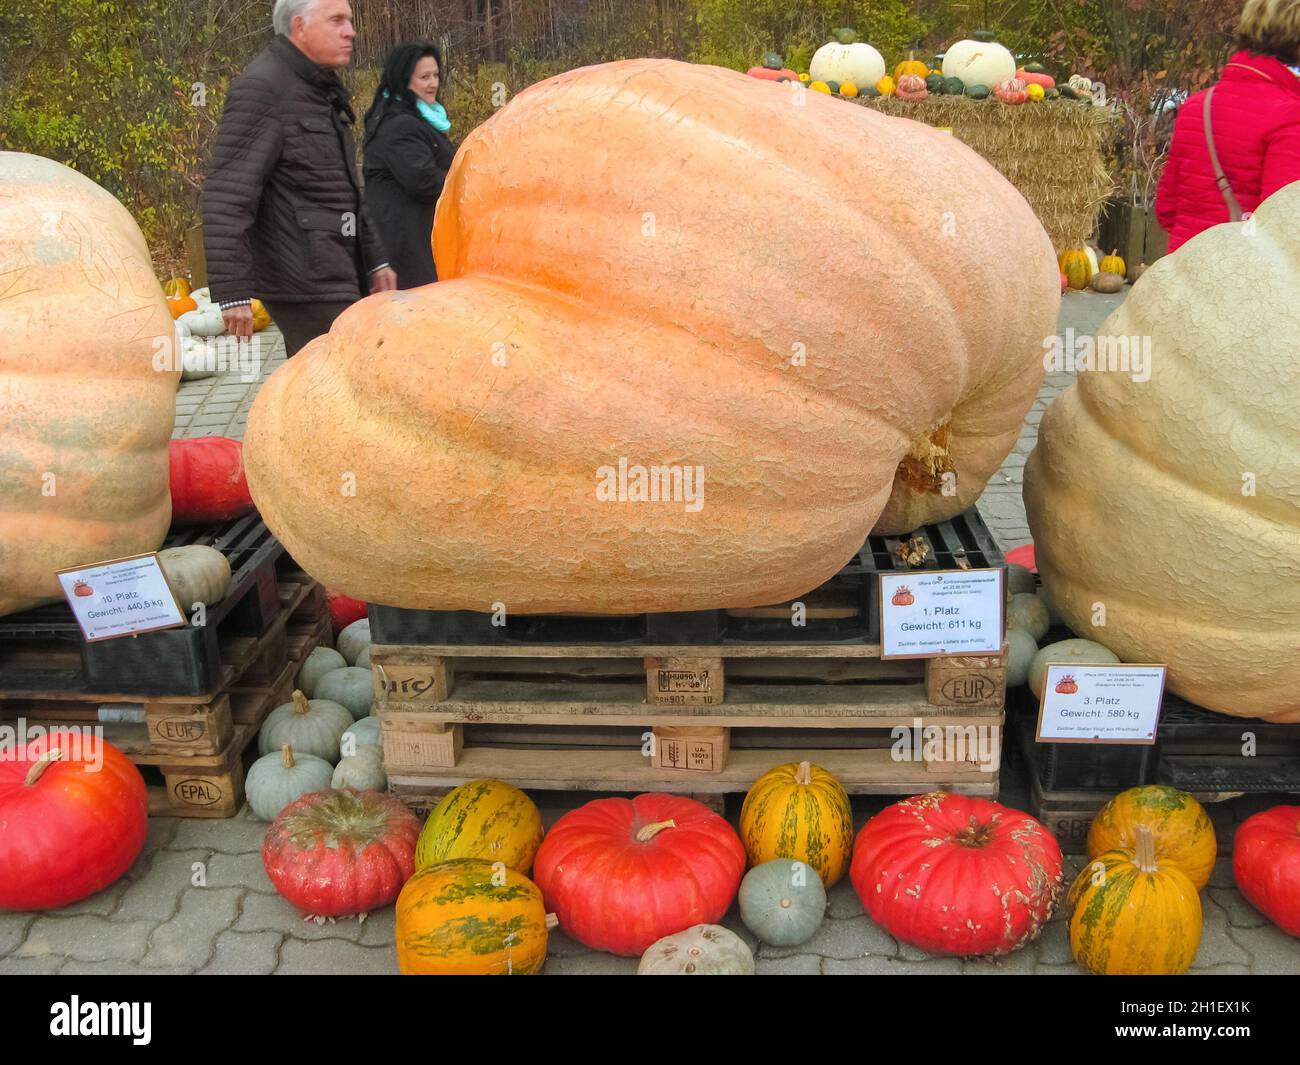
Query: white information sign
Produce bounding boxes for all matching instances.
[1036,664,1167,744]
[879,568,1004,659]
[56,553,187,642]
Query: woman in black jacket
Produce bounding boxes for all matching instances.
[362,44,457,289]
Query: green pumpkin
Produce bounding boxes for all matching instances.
[1028,639,1121,698]
[925,73,945,93]
[1006,628,1039,688]
[1023,61,1048,75]
[336,618,371,666]
[762,51,784,71]
[246,745,334,822]
[738,859,827,947]
[341,715,382,757]
[965,83,991,99]
[1058,85,1080,100]
[825,80,841,94]
[331,746,387,791]
[257,689,352,762]
[1008,592,1050,642]
[637,924,755,975]
[860,85,881,98]
[314,666,374,720]
[1046,87,1061,99]
[942,76,965,95]
[298,645,346,697]
[1006,563,1037,597]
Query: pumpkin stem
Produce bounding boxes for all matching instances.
[281,744,296,769]
[897,419,955,494]
[795,761,813,786]
[635,818,677,842]
[1134,824,1158,874]
[24,747,64,786]
[545,913,559,930]
[292,690,310,715]
[951,815,995,848]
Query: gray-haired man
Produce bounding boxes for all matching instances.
[202,0,397,356]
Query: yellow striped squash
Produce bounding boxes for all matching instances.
[1067,826,1202,975]
[1087,785,1216,890]
[415,779,544,874]
[739,761,853,886]
[396,859,550,975]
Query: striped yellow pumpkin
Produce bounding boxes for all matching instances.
[395,859,550,975]
[1067,826,1202,975]
[739,761,853,886]
[1087,785,1216,890]
[415,779,544,874]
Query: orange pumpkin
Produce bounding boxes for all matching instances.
[893,55,929,80]
[0,152,178,616]
[167,294,198,319]
[244,60,1058,613]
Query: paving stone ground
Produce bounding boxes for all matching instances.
[8,290,1297,976]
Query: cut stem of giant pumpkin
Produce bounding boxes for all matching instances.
[897,420,956,494]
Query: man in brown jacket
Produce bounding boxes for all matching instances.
[202,0,397,356]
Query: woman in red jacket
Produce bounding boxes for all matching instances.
[1156,0,1300,251]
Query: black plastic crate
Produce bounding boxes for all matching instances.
[368,508,1006,647]
[0,514,284,696]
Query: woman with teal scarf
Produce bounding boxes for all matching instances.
[363,44,458,288]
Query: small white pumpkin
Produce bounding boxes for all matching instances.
[1028,638,1121,698]
[942,37,1016,89]
[1006,563,1037,597]
[340,715,382,756]
[257,689,352,762]
[638,924,755,975]
[298,645,347,697]
[246,744,333,821]
[809,28,885,91]
[177,304,227,338]
[158,545,232,610]
[354,645,371,669]
[331,745,387,791]
[314,666,374,720]
[336,617,371,666]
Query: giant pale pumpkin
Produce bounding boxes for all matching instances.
[244,60,1057,614]
[1025,182,1300,721]
[0,152,179,616]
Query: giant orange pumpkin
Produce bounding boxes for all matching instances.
[244,60,1058,613]
[0,152,179,616]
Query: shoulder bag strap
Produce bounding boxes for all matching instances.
[1202,84,1244,221]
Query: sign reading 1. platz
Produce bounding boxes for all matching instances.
[1036,664,1167,744]
[56,553,187,642]
[879,568,1004,659]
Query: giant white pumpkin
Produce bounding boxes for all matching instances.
[1024,181,1300,722]
[244,59,1058,614]
[942,38,1016,89]
[0,152,178,616]
[809,28,886,89]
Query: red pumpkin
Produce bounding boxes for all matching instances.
[895,73,929,102]
[262,788,421,917]
[1016,68,1056,90]
[1234,805,1300,936]
[1060,271,1069,293]
[327,589,369,634]
[746,66,798,82]
[168,437,254,525]
[994,77,1029,105]
[850,791,1063,956]
[0,736,148,910]
[533,793,745,956]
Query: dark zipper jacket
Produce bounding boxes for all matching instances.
[201,35,387,304]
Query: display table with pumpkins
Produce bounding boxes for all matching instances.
[1,38,1298,981]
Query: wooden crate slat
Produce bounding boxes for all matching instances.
[387,746,999,795]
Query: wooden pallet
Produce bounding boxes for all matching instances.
[0,572,325,756]
[373,641,1007,804]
